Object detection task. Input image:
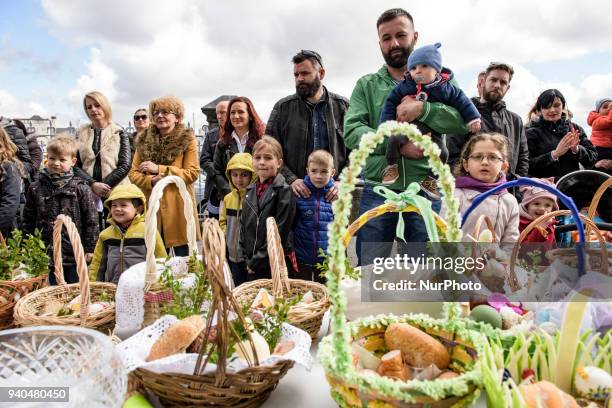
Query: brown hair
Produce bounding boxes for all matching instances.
[376,8,414,29]
[83,91,113,122]
[149,95,185,122]
[485,62,514,82]
[253,136,283,160]
[47,134,79,158]
[454,132,508,177]
[307,149,334,169]
[0,127,25,177]
[220,96,265,147]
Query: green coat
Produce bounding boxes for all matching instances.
[343,65,467,190]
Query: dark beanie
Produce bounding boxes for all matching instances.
[407,42,442,73]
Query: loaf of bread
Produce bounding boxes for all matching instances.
[147,315,206,361]
[384,323,450,369]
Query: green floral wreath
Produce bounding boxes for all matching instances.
[319,122,485,404]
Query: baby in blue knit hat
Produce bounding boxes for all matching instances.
[380,43,481,193]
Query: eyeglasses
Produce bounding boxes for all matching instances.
[133,115,148,121]
[300,49,323,67]
[467,153,504,163]
[153,109,175,117]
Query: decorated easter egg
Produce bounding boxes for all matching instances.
[470,305,502,329]
[575,365,612,401]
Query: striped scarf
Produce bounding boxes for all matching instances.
[41,168,74,188]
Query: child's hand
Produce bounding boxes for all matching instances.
[85,253,93,263]
[469,121,481,134]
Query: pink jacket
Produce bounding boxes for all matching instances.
[441,187,520,243]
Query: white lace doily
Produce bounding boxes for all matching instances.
[114,257,193,339]
[116,315,313,375]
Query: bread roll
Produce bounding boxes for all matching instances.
[147,315,206,361]
[519,381,579,408]
[384,323,450,369]
[377,350,409,381]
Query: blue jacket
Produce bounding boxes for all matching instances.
[380,68,480,126]
[293,176,334,265]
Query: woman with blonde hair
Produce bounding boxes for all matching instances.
[74,91,131,226]
[0,127,25,237]
[129,95,201,255]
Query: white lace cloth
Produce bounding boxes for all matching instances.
[114,257,192,339]
[116,315,313,375]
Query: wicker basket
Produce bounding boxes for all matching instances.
[319,121,491,407]
[0,231,49,330]
[507,210,610,293]
[233,217,330,339]
[13,214,116,332]
[142,175,199,327]
[133,219,294,408]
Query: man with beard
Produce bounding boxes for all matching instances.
[266,50,349,199]
[343,8,466,266]
[447,62,529,180]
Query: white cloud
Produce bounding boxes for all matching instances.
[0,89,49,118]
[31,0,612,129]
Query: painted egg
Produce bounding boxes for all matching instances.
[575,365,612,401]
[470,305,502,329]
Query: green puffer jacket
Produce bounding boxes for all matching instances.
[343,65,467,190]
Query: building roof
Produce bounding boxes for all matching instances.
[201,95,238,110]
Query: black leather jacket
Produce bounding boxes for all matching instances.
[447,98,529,180]
[239,173,295,274]
[75,128,132,188]
[199,127,221,205]
[265,87,349,184]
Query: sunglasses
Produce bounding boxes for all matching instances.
[300,49,323,67]
[134,115,148,121]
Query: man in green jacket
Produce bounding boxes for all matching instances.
[344,8,466,265]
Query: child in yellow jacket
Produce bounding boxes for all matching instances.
[90,184,166,283]
[219,152,256,286]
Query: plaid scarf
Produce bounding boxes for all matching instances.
[41,168,74,188]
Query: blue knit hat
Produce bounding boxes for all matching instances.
[407,42,442,73]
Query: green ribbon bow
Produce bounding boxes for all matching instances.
[373,182,439,242]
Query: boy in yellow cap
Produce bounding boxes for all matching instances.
[219,152,256,286]
[90,184,166,282]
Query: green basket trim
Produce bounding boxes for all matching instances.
[324,121,463,383]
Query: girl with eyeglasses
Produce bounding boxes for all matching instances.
[441,132,519,242]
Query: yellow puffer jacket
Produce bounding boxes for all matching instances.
[89,185,167,282]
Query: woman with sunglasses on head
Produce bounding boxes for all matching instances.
[526,89,597,180]
[74,91,132,228]
[130,108,150,158]
[212,96,265,199]
[129,95,201,255]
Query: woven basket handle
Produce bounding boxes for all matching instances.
[508,210,609,291]
[267,217,290,297]
[586,177,612,236]
[462,177,587,278]
[195,219,260,377]
[52,214,90,325]
[144,175,197,285]
[469,215,497,275]
[0,231,5,248]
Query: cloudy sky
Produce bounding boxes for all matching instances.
[1,0,612,132]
